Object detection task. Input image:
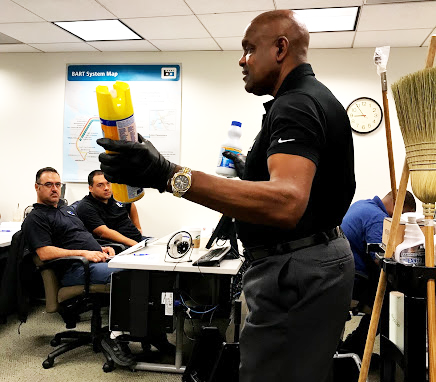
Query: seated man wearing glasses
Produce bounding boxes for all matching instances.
[76,170,143,247]
[22,167,136,367]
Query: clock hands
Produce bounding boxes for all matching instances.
[356,104,366,117]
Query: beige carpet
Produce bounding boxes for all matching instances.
[0,304,181,382]
[0,303,381,382]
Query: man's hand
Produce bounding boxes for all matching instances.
[222,151,246,179]
[82,250,109,263]
[97,134,176,193]
[102,246,115,257]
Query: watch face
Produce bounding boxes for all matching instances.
[346,97,383,134]
[175,174,189,191]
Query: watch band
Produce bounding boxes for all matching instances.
[171,167,192,198]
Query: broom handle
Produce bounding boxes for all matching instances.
[425,34,436,382]
[358,160,409,382]
[423,206,436,382]
[381,73,397,204]
[425,35,436,68]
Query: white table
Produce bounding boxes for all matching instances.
[108,242,244,374]
[0,222,22,248]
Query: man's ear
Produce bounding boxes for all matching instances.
[276,36,289,62]
[89,185,92,192]
[34,183,38,192]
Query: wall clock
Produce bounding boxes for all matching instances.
[346,97,383,134]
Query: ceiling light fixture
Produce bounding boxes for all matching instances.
[54,20,142,41]
[294,7,359,33]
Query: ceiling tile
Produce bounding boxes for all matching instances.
[358,2,436,31]
[12,0,115,21]
[354,29,433,48]
[0,43,41,52]
[0,22,81,43]
[123,15,210,39]
[309,31,355,48]
[88,40,159,51]
[0,0,44,22]
[215,37,244,51]
[198,11,265,38]
[28,42,98,52]
[98,0,193,18]
[275,0,363,9]
[0,31,22,44]
[185,0,274,14]
[150,38,221,51]
[422,32,436,46]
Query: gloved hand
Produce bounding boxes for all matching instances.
[222,151,246,179]
[97,134,176,193]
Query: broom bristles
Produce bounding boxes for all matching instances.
[392,67,436,203]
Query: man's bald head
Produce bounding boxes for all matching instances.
[239,10,310,96]
[248,10,309,64]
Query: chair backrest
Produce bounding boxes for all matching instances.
[33,255,61,313]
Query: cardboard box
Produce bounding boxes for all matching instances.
[382,217,426,249]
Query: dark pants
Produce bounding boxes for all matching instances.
[240,237,354,382]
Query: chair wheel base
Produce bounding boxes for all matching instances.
[43,358,54,369]
[50,338,60,347]
[103,361,115,373]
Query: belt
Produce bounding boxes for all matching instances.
[245,227,344,262]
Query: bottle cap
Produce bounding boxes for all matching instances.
[231,121,242,127]
[407,215,417,224]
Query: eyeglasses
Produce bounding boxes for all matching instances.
[37,182,63,189]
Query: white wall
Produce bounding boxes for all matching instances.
[0,47,428,237]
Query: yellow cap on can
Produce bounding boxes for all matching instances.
[96,81,134,121]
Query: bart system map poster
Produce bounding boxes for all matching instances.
[63,64,181,182]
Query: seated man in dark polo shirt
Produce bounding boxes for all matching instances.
[22,167,136,367]
[76,170,143,247]
[77,170,174,356]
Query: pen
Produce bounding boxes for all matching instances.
[133,253,149,256]
[0,230,11,232]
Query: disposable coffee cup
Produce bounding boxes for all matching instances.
[189,228,201,253]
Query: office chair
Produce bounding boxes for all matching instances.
[33,254,114,371]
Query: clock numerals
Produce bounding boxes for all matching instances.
[347,97,383,134]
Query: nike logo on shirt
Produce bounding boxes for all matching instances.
[278,138,296,143]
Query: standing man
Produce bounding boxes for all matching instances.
[98,10,355,382]
[76,170,143,247]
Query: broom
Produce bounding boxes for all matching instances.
[392,62,436,381]
[358,35,436,382]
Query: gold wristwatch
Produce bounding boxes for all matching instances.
[171,167,192,197]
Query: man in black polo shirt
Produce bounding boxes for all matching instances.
[76,170,143,247]
[22,167,136,367]
[97,10,355,382]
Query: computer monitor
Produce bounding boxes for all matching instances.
[206,215,238,255]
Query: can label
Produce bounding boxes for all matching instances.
[217,146,241,169]
[100,114,137,142]
[399,244,425,266]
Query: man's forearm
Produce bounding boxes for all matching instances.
[94,226,137,247]
[36,246,89,261]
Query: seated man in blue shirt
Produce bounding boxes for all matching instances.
[22,167,136,367]
[340,190,416,357]
[76,170,143,248]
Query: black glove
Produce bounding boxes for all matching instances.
[222,151,246,179]
[97,134,176,193]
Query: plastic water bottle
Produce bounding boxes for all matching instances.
[96,81,144,203]
[394,215,425,265]
[216,121,242,178]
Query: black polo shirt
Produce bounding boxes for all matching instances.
[76,194,142,243]
[22,203,102,252]
[235,63,355,247]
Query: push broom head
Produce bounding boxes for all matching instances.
[391,66,436,205]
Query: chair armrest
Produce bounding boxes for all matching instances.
[95,239,127,254]
[37,256,91,296]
